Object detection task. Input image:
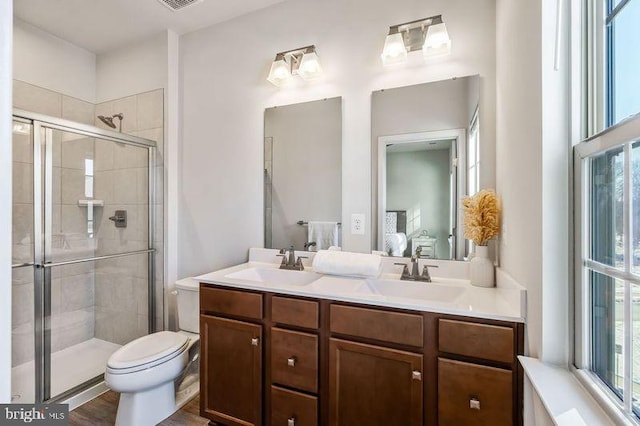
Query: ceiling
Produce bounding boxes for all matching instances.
[14,0,288,54]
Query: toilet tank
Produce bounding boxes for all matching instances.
[175,278,199,333]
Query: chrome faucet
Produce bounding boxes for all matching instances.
[277,246,307,271]
[304,241,317,250]
[395,255,439,282]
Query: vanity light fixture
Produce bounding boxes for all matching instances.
[381,15,451,66]
[267,45,323,87]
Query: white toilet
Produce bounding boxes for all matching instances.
[105,277,200,426]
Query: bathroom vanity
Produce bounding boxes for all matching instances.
[196,250,525,426]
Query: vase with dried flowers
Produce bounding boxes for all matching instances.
[462,189,501,287]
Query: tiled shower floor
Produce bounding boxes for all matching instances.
[11,338,121,403]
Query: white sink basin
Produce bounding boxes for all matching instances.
[362,279,465,302]
[224,267,320,286]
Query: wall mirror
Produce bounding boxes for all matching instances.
[372,75,480,260]
[264,97,342,251]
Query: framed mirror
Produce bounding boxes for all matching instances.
[264,97,342,251]
[372,75,479,260]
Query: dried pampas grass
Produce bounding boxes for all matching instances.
[462,189,501,246]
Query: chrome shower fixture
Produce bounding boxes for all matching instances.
[97,113,124,132]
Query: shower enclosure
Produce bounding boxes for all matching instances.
[11,109,158,404]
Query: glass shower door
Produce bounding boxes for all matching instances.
[40,125,155,401]
[11,119,35,403]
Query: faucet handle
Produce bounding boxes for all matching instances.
[394,262,410,279]
[295,256,308,271]
[276,249,288,267]
[421,264,439,282]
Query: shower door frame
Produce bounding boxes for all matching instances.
[12,109,158,404]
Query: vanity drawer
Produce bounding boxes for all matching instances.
[271,386,318,426]
[438,319,513,363]
[330,304,423,347]
[271,296,319,329]
[200,285,263,320]
[438,358,512,426]
[271,328,318,393]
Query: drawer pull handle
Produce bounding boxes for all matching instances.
[470,397,481,410]
[287,356,297,367]
[411,371,422,381]
[251,337,260,346]
[287,416,296,426]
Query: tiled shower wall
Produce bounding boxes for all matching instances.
[94,89,164,343]
[11,81,164,364]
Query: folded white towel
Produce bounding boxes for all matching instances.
[312,250,382,278]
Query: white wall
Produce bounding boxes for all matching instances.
[496,0,570,364]
[0,0,13,404]
[496,0,570,422]
[179,0,496,277]
[496,0,543,359]
[13,19,96,102]
[96,32,168,103]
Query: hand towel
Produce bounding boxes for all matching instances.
[312,250,382,278]
[308,221,340,251]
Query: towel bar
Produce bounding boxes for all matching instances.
[296,220,342,226]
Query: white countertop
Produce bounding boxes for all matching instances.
[194,248,526,323]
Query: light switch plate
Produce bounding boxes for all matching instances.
[351,214,365,235]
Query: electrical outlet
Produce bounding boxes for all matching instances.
[351,213,365,235]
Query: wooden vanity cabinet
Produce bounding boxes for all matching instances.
[329,338,423,426]
[200,315,263,426]
[268,296,321,426]
[200,285,264,426]
[199,283,524,426]
[435,317,524,426]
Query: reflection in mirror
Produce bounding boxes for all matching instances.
[264,97,342,251]
[372,75,479,260]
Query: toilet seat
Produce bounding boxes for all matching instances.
[107,331,189,375]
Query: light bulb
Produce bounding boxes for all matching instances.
[267,58,292,87]
[298,51,323,81]
[423,22,451,59]
[381,32,407,66]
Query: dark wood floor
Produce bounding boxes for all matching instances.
[68,391,209,426]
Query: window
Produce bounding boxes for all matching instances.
[576,0,640,420]
[467,107,479,256]
[467,107,480,197]
[605,0,640,127]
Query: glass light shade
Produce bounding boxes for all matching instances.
[267,58,292,87]
[423,22,451,59]
[298,51,323,81]
[381,32,407,66]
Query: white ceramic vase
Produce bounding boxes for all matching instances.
[470,245,494,287]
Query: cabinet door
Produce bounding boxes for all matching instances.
[201,315,262,426]
[329,338,422,426]
[438,358,512,426]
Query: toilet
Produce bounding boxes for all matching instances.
[105,277,200,426]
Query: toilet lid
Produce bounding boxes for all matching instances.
[107,331,189,370]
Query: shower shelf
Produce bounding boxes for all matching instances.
[77,200,104,207]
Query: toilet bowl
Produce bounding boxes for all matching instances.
[105,277,200,426]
